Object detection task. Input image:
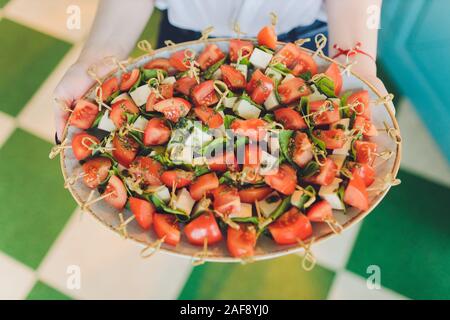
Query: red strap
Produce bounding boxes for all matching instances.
[332,42,375,62]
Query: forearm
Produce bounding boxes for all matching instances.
[325,0,382,76]
[77,0,154,68]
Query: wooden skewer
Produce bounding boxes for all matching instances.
[191,238,209,266]
[297,237,316,271]
[140,236,166,258]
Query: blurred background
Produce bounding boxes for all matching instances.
[0,0,449,300]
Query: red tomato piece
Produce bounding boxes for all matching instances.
[120,68,140,91]
[197,44,225,70]
[264,164,297,195]
[169,49,194,71]
[153,213,180,246]
[354,140,377,164]
[277,77,311,104]
[191,80,219,107]
[324,63,342,96]
[100,77,119,102]
[143,118,171,146]
[160,83,174,99]
[110,99,139,128]
[348,162,376,187]
[307,200,333,222]
[292,132,313,168]
[129,197,155,230]
[353,116,378,137]
[257,25,277,50]
[344,171,369,211]
[69,99,99,130]
[309,100,340,125]
[71,132,99,161]
[291,50,318,76]
[239,186,273,203]
[194,106,224,129]
[153,97,191,122]
[274,107,307,130]
[189,172,219,200]
[103,175,127,209]
[174,76,197,96]
[273,43,317,75]
[220,64,246,90]
[230,118,267,141]
[145,91,160,112]
[82,157,111,189]
[268,207,312,245]
[246,70,274,104]
[227,224,257,258]
[128,156,163,186]
[212,185,241,216]
[160,170,195,189]
[143,58,171,71]
[347,90,371,120]
[184,211,223,246]
[304,158,338,186]
[229,39,254,62]
[112,134,139,167]
[314,129,346,150]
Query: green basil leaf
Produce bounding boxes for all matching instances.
[299,71,312,81]
[147,194,189,218]
[313,75,337,98]
[340,90,353,118]
[279,129,294,164]
[141,68,167,81]
[308,129,326,152]
[223,114,237,129]
[231,216,259,225]
[270,196,292,221]
[203,57,226,80]
[91,110,104,128]
[256,45,275,55]
[270,63,292,76]
[299,96,312,128]
[291,185,316,210]
[300,161,320,178]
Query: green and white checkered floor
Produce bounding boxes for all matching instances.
[1,0,449,300]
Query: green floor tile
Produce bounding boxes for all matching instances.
[130,8,162,57]
[0,19,71,116]
[26,281,71,300]
[347,170,450,300]
[0,129,76,269]
[178,255,335,300]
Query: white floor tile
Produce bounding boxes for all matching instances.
[17,45,83,143]
[38,208,192,300]
[327,270,407,300]
[0,252,36,300]
[311,222,362,271]
[397,99,450,187]
[3,0,99,43]
[0,111,16,148]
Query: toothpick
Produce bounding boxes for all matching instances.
[313,33,327,58]
[297,237,316,271]
[191,238,209,266]
[137,40,154,53]
[140,236,166,258]
[199,26,214,40]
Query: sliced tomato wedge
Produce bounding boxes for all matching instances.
[307,200,333,222]
[174,76,197,96]
[212,185,241,216]
[191,80,219,107]
[82,157,111,189]
[353,116,378,137]
[194,106,224,129]
[264,164,297,195]
[220,64,246,90]
[184,211,223,246]
[112,134,139,167]
[153,97,191,122]
[143,58,171,71]
[274,107,307,130]
[143,118,171,146]
[239,186,273,203]
[304,158,338,186]
[314,129,346,150]
[291,50,318,76]
[348,90,371,120]
[230,118,267,141]
[129,156,163,186]
[344,171,369,211]
[169,49,194,72]
[110,99,139,128]
[354,140,377,164]
[71,132,99,160]
[324,63,342,96]
[69,99,99,129]
[268,207,312,245]
[197,44,225,71]
[348,162,375,187]
[246,69,274,104]
[229,39,254,62]
[309,100,340,125]
[189,172,219,200]
[227,224,257,258]
[100,77,119,102]
[241,144,262,182]
[103,175,127,209]
[292,132,313,168]
[273,43,317,75]
[153,213,180,246]
[160,170,195,189]
[120,68,140,91]
[160,83,174,99]
[207,152,238,172]
[277,77,311,104]
[145,92,161,112]
[257,25,277,50]
[129,197,155,230]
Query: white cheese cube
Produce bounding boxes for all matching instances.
[174,188,196,215]
[234,64,248,80]
[98,111,116,132]
[155,186,171,203]
[308,84,328,102]
[193,198,211,216]
[129,84,151,107]
[229,203,253,219]
[233,99,261,119]
[249,48,273,69]
[131,116,148,131]
[281,73,295,84]
[259,150,279,176]
[265,67,283,83]
[259,192,281,218]
[185,126,213,148]
[211,68,222,80]
[333,139,352,156]
[111,93,131,104]
[319,178,345,210]
[161,76,176,85]
[223,96,237,109]
[329,154,346,173]
[263,91,280,111]
[170,145,193,164]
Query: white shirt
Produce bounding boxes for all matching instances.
[155,0,326,37]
